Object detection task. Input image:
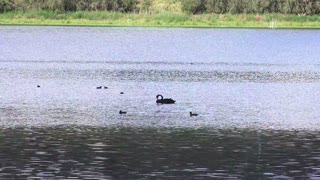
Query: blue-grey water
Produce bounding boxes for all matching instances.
[1,26,320,179]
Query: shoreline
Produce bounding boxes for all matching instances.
[1,11,320,29]
[2,21,319,29]
[1,23,320,30]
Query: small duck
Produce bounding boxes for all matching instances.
[37,85,40,88]
[189,112,198,117]
[156,94,175,104]
[120,92,124,94]
[119,110,127,115]
[96,86,102,89]
[104,86,108,89]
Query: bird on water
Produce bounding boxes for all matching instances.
[119,110,127,115]
[189,112,198,117]
[156,94,175,104]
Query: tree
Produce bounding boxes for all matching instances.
[137,0,152,14]
[0,0,14,12]
[180,0,206,14]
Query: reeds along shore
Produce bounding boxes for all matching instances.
[1,11,320,29]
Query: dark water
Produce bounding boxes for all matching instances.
[1,26,320,179]
[2,127,320,179]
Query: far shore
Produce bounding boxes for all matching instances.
[1,11,320,29]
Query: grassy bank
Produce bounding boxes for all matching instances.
[1,11,320,28]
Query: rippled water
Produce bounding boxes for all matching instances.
[1,127,320,179]
[1,26,320,179]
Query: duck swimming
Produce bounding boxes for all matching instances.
[189,112,198,117]
[156,94,175,104]
[119,110,127,115]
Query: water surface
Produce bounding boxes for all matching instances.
[1,127,320,179]
[1,26,320,179]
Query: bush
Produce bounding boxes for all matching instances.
[1,0,320,15]
[0,0,14,13]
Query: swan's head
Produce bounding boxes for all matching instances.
[156,94,163,100]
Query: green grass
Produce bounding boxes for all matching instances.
[1,10,320,28]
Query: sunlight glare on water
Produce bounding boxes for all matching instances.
[1,60,320,130]
[1,26,320,179]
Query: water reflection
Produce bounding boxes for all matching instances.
[1,127,320,179]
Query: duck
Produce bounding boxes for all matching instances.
[104,86,108,89]
[189,112,198,117]
[37,85,40,88]
[96,86,102,89]
[156,94,175,104]
[120,92,124,94]
[119,110,127,115]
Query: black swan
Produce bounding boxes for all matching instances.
[119,110,127,115]
[156,94,175,104]
[190,112,198,117]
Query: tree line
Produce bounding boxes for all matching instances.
[1,0,320,15]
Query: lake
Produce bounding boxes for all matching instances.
[0,26,320,179]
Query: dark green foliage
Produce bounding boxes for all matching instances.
[0,0,15,12]
[1,0,139,12]
[181,0,320,15]
[1,0,320,15]
[181,0,206,14]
